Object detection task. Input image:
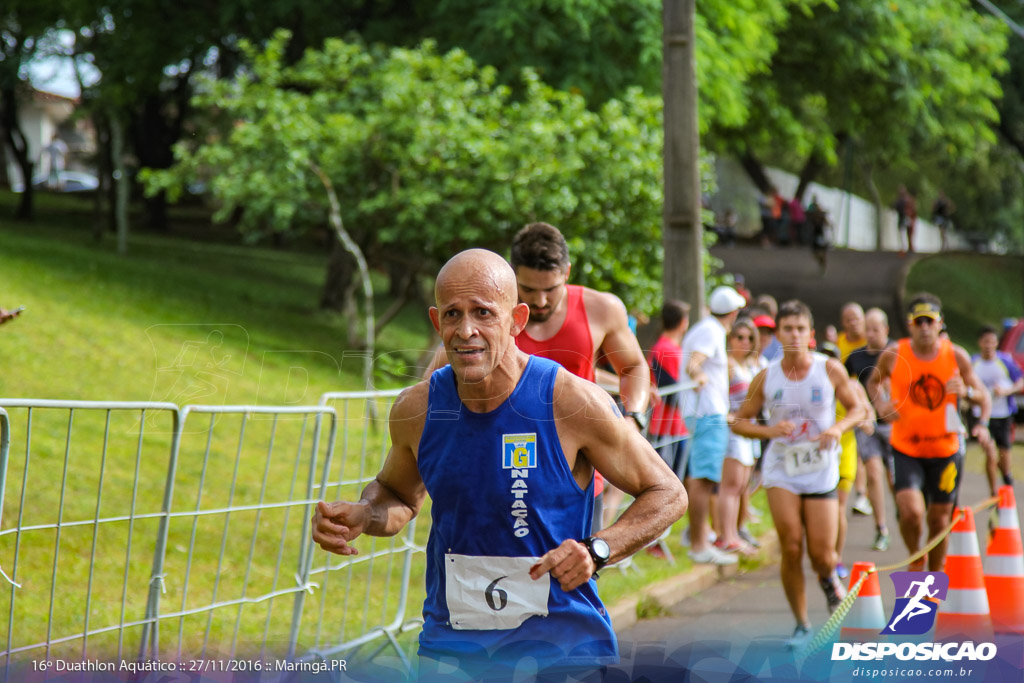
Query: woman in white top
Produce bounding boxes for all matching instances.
[730,300,867,647]
[715,317,763,555]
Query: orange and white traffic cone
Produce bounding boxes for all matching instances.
[984,485,1024,634]
[840,561,886,641]
[935,507,994,642]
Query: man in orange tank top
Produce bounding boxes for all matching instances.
[869,293,992,572]
[510,223,651,530]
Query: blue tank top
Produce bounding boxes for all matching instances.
[417,356,617,668]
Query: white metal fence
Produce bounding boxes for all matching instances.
[0,394,422,679]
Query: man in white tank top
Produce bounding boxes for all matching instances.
[731,300,868,648]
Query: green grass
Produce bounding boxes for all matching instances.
[905,253,1024,351]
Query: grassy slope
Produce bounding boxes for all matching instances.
[0,194,434,402]
[905,253,1024,351]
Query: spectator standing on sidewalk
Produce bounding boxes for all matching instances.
[681,286,747,566]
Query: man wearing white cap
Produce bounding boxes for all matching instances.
[681,285,747,564]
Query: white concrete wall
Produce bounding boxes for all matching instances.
[712,157,969,253]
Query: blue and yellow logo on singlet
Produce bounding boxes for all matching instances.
[502,433,538,469]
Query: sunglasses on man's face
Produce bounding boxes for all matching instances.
[733,335,753,341]
[912,317,938,326]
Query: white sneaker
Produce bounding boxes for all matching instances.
[689,546,738,565]
[680,527,716,547]
[852,494,873,516]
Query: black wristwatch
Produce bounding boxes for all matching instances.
[625,411,648,431]
[581,536,611,573]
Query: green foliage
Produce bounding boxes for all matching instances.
[696,0,832,134]
[146,33,715,315]
[414,0,664,106]
[905,253,1024,350]
[714,0,1009,174]
[996,4,1024,155]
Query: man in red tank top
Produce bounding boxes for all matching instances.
[869,293,991,572]
[510,223,651,531]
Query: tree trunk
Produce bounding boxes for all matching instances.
[388,260,411,297]
[376,267,420,337]
[130,95,173,231]
[0,140,9,187]
[129,68,192,232]
[862,161,884,250]
[794,151,826,202]
[312,164,375,391]
[111,114,129,255]
[997,119,1024,160]
[320,239,358,313]
[738,152,773,195]
[1,86,34,220]
[94,114,112,241]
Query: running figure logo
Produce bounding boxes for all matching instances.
[881,572,949,635]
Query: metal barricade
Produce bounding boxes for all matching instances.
[140,404,337,662]
[304,390,423,672]
[0,396,421,674]
[0,400,180,676]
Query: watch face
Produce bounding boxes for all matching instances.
[591,537,611,561]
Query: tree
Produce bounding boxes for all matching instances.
[145,34,714,337]
[711,0,1008,212]
[1,3,64,220]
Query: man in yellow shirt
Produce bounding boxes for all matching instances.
[837,302,871,519]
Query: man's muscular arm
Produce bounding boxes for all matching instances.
[589,290,649,415]
[529,372,686,591]
[312,383,429,556]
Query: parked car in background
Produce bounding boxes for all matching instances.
[11,170,100,193]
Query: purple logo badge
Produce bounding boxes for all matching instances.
[881,572,949,635]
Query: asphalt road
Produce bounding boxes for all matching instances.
[611,444,1024,682]
[710,245,915,336]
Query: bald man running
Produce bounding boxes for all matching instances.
[314,250,686,679]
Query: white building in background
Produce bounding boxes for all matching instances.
[710,157,971,254]
[3,87,97,190]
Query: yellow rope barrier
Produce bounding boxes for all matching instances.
[795,495,1000,660]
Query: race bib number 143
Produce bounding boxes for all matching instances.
[783,442,829,478]
[445,554,550,630]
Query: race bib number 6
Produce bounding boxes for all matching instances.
[783,442,829,478]
[445,554,550,630]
